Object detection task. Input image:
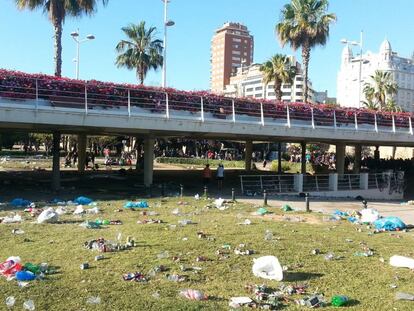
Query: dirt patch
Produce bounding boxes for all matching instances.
[251,213,324,225]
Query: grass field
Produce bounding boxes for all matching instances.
[1,197,414,310]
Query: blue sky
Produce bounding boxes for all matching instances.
[1,0,413,96]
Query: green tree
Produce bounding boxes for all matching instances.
[276,0,336,103]
[363,70,398,110]
[15,0,108,77]
[260,54,296,101]
[115,21,163,85]
[384,98,402,112]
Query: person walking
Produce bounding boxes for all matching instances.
[216,164,225,190]
[202,164,212,186]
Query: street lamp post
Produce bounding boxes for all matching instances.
[341,31,364,108]
[161,0,175,88]
[70,29,95,80]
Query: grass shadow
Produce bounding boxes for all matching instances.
[284,272,324,282]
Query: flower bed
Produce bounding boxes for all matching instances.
[0,69,412,130]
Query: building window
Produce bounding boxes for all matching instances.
[296,92,303,96]
[246,88,254,92]
[232,56,241,61]
[282,92,291,96]
[255,86,263,91]
[255,93,262,98]
[233,44,239,49]
[232,38,241,43]
[268,92,275,96]
[232,51,241,55]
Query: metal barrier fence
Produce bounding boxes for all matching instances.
[240,175,295,195]
[0,73,413,135]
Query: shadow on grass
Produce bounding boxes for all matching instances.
[284,272,324,282]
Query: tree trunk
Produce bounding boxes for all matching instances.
[301,41,311,103]
[274,78,282,101]
[53,20,63,77]
[137,68,144,85]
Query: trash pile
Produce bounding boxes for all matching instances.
[124,201,149,209]
[84,237,135,252]
[0,256,52,284]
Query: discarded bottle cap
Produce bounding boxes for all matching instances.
[95,255,104,261]
[80,263,89,270]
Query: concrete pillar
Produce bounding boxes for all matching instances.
[360,173,369,190]
[374,146,380,161]
[354,144,362,174]
[336,143,345,175]
[77,134,87,172]
[52,132,61,191]
[135,137,142,170]
[329,173,338,191]
[301,141,306,175]
[144,138,155,187]
[277,142,282,175]
[294,174,303,192]
[245,140,253,171]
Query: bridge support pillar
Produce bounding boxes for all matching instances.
[294,174,303,192]
[77,134,87,173]
[245,140,253,171]
[354,144,362,174]
[52,132,61,191]
[135,137,143,170]
[144,138,155,187]
[300,141,306,174]
[336,143,345,175]
[329,173,338,191]
[277,142,282,175]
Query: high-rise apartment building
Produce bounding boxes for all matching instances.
[210,22,254,93]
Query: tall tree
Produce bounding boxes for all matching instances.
[260,54,296,101]
[276,0,336,103]
[115,21,163,85]
[363,70,398,110]
[15,0,109,77]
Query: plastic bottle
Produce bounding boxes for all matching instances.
[331,295,349,307]
[395,292,414,301]
[264,230,273,241]
[24,263,40,274]
[5,296,15,308]
[23,300,35,310]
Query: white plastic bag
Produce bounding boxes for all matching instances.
[73,205,85,215]
[360,208,380,223]
[390,255,414,269]
[252,256,283,281]
[37,207,58,224]
[55,206,68,215]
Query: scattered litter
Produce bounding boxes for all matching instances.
[74,196,93,205]
[5,296,15,308]
[374,217,406,232]
[239,219,251,225]
[16,271,36,281]
[124,201,148,209]
[2,214,23,224]
[395,292,414,301]
[86,296,101,304]
[360,208,380,223]
[390,255,414,269]
[256,207,269,216]
[84,238,134,252]
[264,230,273,241]
[297,295,325,308]
[55,206,68,215]
[252,256,283,281]
[311,249,320,255]
[123,272,147,282]
[194,194,200,200]
[12,229,25,235]
[281,204,293,212]
[179,289,207,301]
[23,300,35,311]
[178,219,193,226]
[229,297,253,308]
[86,207,100,214]
[214,198,228,210]
[331,295,349,307]
[234,244,254,256]
[157,251,169,259]
[73,205,85,215]
[167,274,187,282]
[80,263,89,270]
[79,221,101,229]
[37,207,58,224]
[152,291,161,299]
[11,198,32,208]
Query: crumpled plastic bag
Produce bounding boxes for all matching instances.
[390,255,414,269]
[374,217,406,231]
[10,198,32,208]
[73,205,85,215]
[124,201,149,209]
[55,206,68,215]
[0,257,22,278]
[252,256,283,281]
[86,207,100,214]
[37,207,58,224]
[179,289,207,301]
[360,208,380,223]
[214,198,225,209]
[74,196,93,205]
[1,214,23,224]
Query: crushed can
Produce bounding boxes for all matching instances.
[80,263,89,270]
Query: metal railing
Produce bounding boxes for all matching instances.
[0,72,412,135]
[240,175,295,195]
[303,174,330,192]
[337,174,361,191]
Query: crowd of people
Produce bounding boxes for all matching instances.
[0,69,411,128]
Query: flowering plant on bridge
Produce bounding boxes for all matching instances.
[0,69,411,130]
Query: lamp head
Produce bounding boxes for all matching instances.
[340,39,348,44]
[71,31,79,37]
[86,34,95,40]
[165,20,175,27]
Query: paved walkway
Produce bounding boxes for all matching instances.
[239,197,414,225]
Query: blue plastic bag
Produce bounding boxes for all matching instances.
[74,196,93,205]
[16,271,36,281]
[374,217,406,231]
[10,198,32,207]
[333,210,348,217]
[124,201,149,209]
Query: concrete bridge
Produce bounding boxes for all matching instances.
[0,70,413,191]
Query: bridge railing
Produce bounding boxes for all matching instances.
[0,70,413,135]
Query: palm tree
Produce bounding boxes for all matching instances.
[363,70,398,110]
[115,22,163,85]
[276,0,336,103]
[384,98,402,112]
[260,54,296,101]
[362,100,379,111]
[15,0,109,77]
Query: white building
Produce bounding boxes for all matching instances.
[223,59,314,102]
[337,39,414,111]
